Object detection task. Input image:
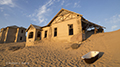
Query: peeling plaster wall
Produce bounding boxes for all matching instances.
[4,28,17,43]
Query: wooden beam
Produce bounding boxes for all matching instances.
[64,13,71,20]
[85,24,91,31]
[55,16,63,22]
[82,19,106,29]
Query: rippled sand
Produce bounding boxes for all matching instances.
[0,29,120,67]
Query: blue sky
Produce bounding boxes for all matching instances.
[0,0,120,32]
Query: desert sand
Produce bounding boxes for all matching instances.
[0,29,120,67]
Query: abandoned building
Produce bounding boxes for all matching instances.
[0,25,26,43]
[26,8,105,45]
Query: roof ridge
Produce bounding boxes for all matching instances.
[61,8,83,16]
[45,8,83,27]
[31,24,41,27]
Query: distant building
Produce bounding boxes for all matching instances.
[0,25,26,43]
[26,8,105,46]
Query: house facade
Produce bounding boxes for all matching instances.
[26,24,42,42]
[26,8,105,46]
[0,25,26,43]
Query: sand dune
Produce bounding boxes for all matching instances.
[0,29,120,67]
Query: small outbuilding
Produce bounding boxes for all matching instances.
[26,24,42,42]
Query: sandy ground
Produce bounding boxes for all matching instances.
[0,29,120,67]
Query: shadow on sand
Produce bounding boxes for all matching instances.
[8,44,25,51]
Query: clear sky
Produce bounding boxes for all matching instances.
[0,0,120,32]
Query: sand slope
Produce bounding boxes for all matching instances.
[0,29,120,67]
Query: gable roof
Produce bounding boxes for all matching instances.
[7,25,26,29]
[26,24,41,32]
[7,25,18,28]
[42,8,83,27]
[42,8,105,29]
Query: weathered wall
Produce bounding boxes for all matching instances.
[26,26,36,42]
[4,28,9,42]
[0,32,2,42]
[4,28,17,43]
[49,17,82,42]
[0,29,7,43]
[51,19,76,41]
[16,28,26,42]
[14,28,19,42]
[41,27,50,39]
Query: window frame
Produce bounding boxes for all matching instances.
[54,28,57,37]
[68,24,73,35]
[21,30,23,33]
[28,32,33,38]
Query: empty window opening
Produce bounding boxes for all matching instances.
[37,31,41,37]
[54,28,57,37]
[44,31,47,38]
[29,32,33,38]
[20,37,22,40]
[68,24,73,35]
[21,30,23,33]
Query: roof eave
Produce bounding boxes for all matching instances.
[82,19,106,29]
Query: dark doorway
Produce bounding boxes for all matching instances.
[37,31,41,40]
[44,31,47,38]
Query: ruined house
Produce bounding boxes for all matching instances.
[26,8,105,46]
[0,25,26,43]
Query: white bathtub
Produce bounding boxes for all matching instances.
[81,51,99,63]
